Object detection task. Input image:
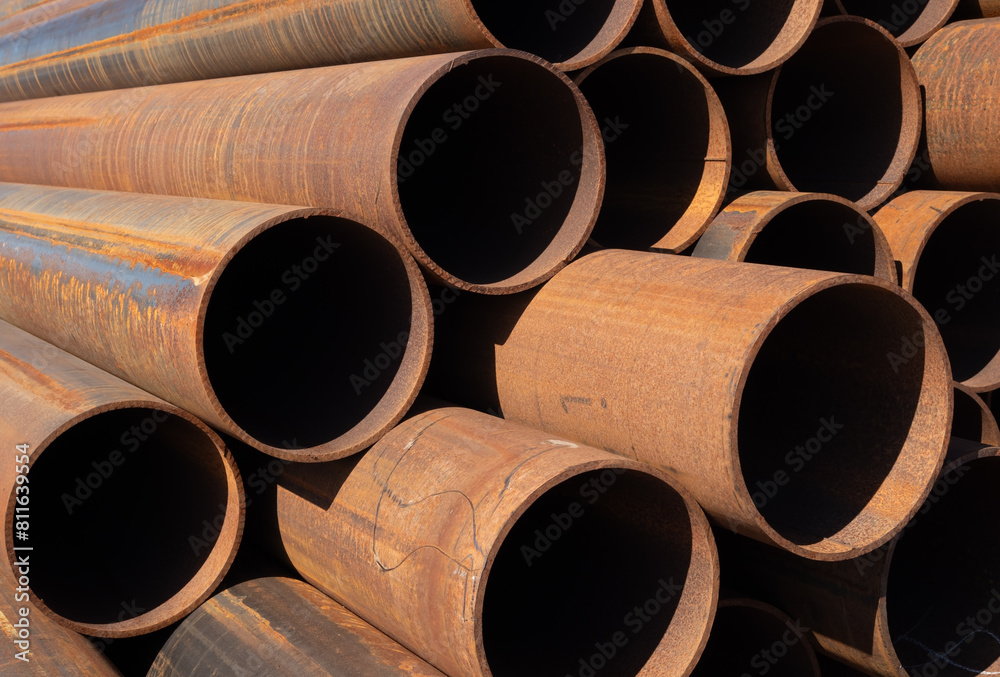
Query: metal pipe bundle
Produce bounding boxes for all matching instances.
[0,319,244,637]
[822,0,960,46]
[0,182,431,462]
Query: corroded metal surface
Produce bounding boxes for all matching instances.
[874,191,1000,391]
[274,407,719,677]
[148,576,446,677]
[0,319,244,637]
[0,50,604,294]
[495,250,952,561]
[953,0,1000,17]
[692,191,897,282]
[714,17,921,211]
[824,0,959,46]
[952,382,1000,445]
[574,47,731,253]
[0,182,432,462]
[913,20,1000,192]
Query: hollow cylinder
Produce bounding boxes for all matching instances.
[953,0,1000,17]
[0,182,431,462]
[0,0,641,100]
[823,0,959,46]
[573,47,731,253]
[495,249,952,560]
[873,191,1000,391]
[273,407,719,677]
[624,0,822,77]
[0,319,244,637]
[0,49,604,294]
[692,191,897,281]
[716,16,921,211]
[952,383,1000,445]
[913,20,1000,192]
[148,576,446,677]
[716,442,1000,677]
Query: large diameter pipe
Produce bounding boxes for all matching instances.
[715,442,1000,677]
[272,407,719,677]
[148,576,446,677]
[573,47,731,253]
[0,182,431,462]
[0,50,604,294]
[0,319,244,637]
[953,0,1000,17]
[495,250,952,560]
[624,0,822,77]
[953,383,1000,445]
[692,191,897,281]
[823,0,960,47]
[873,191,1000,391]
[716,16,921,211]
[0,0,641,98]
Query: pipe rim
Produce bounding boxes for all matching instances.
[828,0,961,47]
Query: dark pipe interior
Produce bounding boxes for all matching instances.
[770,22,905,201]
[887,457,1000,677]
[952,388,986,442]
[483,470,692,676]
[25,409,227,624]
[470,0,617,64]
[910,201,1000,383]
[690,604,815,676]
[835,0,935,38]
[743,201,877,274]
[204,216,412,449]
[576,53,712,249]
[397,56,583,285]
[666,0,798,67]
[738,284,925,546]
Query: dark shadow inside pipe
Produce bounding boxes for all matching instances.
[910,201,1000,384]
[887,457,1000,677]
[952,388,986,442]
[397,56,583,285]
[576,53,711,249]
[25,409,227,624]
[738,284,924,546]
[743,201,876,274]
[469,0,617,64]
[483,470,691,677]
[666,0,798,68]
[835,0,942,39]
[690,604,815,676]
[203,216,412,449]
[770,22,904,201]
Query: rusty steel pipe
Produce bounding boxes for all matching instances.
[0,319,244,637]
[816,656,873,676]
[573,47,731,253]
[689,599,820,677]
[874,191,1000,392]
[822,0,960,47]
[0,0,642,99]
[148,576,446,677]
[624,0,822,76]
[692,191,897,281]
[495,250,952,560]
[716,442,1000,677]
[715,17,921,211]
[953,383,1000,445]
[0,182,431,462]
[953,0,1000,17]
[0,50,604,294]
[270,407,719,677]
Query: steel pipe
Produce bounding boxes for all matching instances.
[816,656,872,676]
[0,182,431,462]
[271,407,719,677]
[953,383,1000,445]
[149,576,446,677]
[624,0,822,77]
[953,0,1000,17]
[495,250,952,560]
[0,319,244,637]
[874,191,1000,391]
[574,47,730,253]
[715,17,921,211]
[0,50,604,294]
[822,0,960,47]
[692,191,897,281]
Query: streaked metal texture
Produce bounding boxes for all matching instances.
[823,0,960,46]
[953,382,1000,445]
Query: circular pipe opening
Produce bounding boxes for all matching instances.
[574,48,730,252]
[395,54,602,292]
[482,469,705,676]
[831,0,960,46]
[203,215,426,459]
[767,18,921,209]
[737,283,948,557]
[16,408,239,635]
[887,456,1000,677]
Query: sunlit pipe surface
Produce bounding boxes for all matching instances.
[0,50,604,294]
[0,182,431,462]
[822,0,960,47]
[0,319,244,637]
[273,407,719,677]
